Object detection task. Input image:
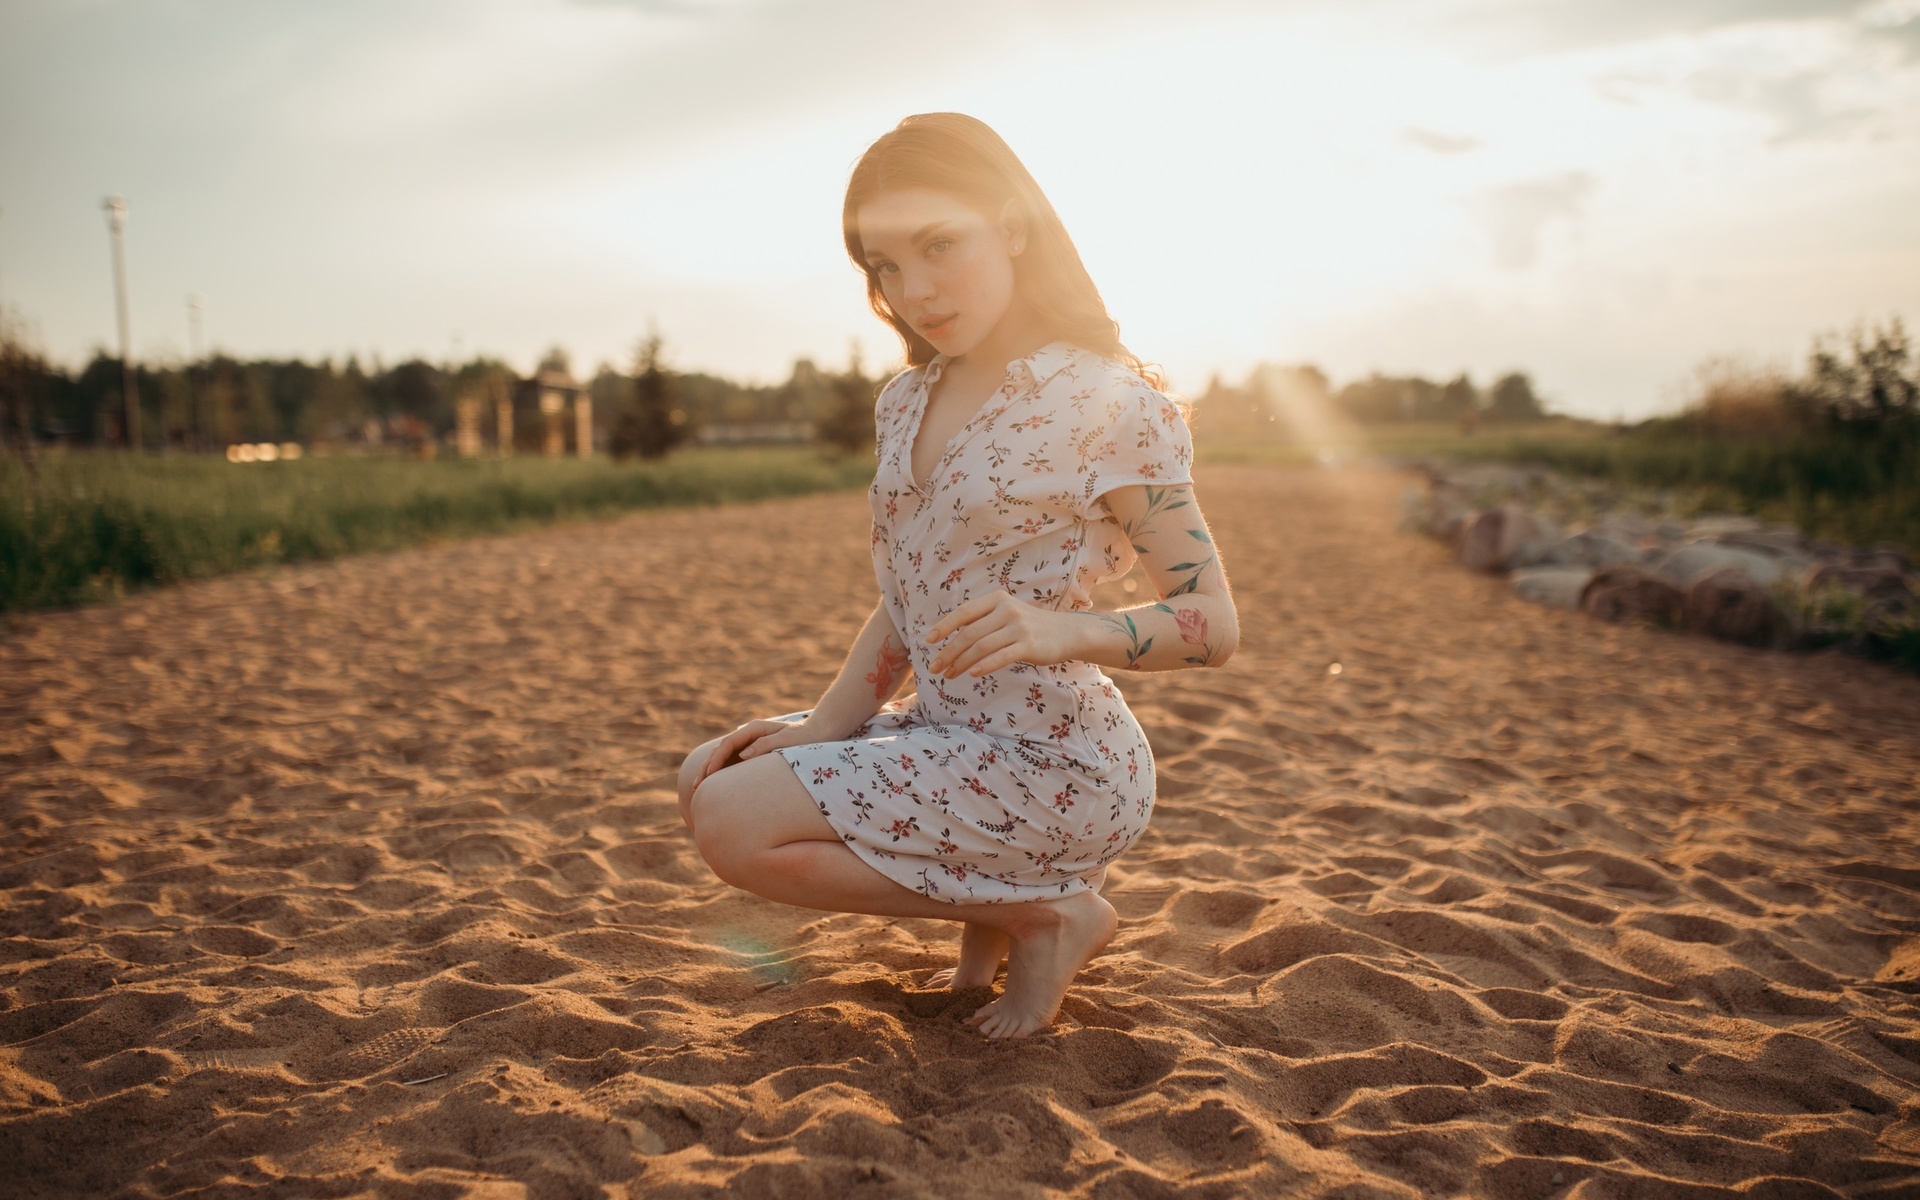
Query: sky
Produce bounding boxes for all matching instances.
[1,0,1916,420]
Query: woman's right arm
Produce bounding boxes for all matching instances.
[694,600,909,784]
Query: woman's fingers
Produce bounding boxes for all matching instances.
[950,627,1023,677]
[700,721,780,781]
[739,730,787,760]
[930,604,1013,674]
[967,643,1029,677]
[926,590,1007,646]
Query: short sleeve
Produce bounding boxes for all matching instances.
[1075,383,1195,515]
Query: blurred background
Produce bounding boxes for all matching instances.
[0,0,1916,624]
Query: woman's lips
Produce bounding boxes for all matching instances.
[920,315,956,338]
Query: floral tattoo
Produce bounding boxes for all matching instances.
[866,636,911,699]
[1081,610,1154,670]
[1169,604,1219,666]
[1125,484,1217,596]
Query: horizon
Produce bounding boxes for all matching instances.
[2,0,1917,420]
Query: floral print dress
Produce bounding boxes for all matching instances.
[771,340,1195,904]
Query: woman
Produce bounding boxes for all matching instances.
[678,113,1238,1039]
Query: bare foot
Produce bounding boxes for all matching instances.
[925,921,1009,989]
[964,889,1118,1039]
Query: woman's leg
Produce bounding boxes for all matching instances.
[677,737,727,833]
[684,734,1004,987]
[689,753,1117,1038]
[927,866,1109,989]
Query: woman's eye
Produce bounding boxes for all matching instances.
[926,238,952,255]
[874,262,898,275]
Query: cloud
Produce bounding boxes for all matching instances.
[1688,68,1876,142]
[1476,171,1596,270]
[1868,10,1920,60]
[1447,0,1869,56]
[1402,126,1481,154]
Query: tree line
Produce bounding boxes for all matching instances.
[1192,362,1550,438]
[2,316,1580,466]
[0,319,879,462]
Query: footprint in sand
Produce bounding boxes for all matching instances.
[304,1027,438,1083]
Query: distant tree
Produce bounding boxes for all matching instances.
[153,365,195,449]
[587,363,633,448]
[0,311,48,474]
[1336,374,1438,422]
[385,360,444,431]
[1438,373,1478,419]
[1788,317,1917,427]
[817,345,877,455]
[610,333,690,460]
[241,363,282,441]
[779,358,826,423]
[1486,372,1547,422]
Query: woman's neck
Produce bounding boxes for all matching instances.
[947,299,1052,380]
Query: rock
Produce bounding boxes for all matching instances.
[1650,543,1784,589]
[1580,566,1684,627]
[1683,565,1782,647]
[1512,567,1595,609]
[1593,512,1657,542]
[1865,588,1920,630]
[1400,485,1475,542]
[1710,527,1808,557]
[1805,555,1914,600]
[1685,515,1767,538]
[1457,504,1545,572]
[1507,515,1569,568]
[1526,530,1642,570]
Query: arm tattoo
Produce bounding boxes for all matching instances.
[865,636,912,699]
[1080,610,1154,670]
[1126,485,1217,597]
[1162,603,1220,666]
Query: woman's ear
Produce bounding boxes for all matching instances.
[999,198,1028,257]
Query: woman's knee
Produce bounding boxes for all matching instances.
[689,773,753,885]
[677,738,725,830]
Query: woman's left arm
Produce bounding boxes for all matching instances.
[925,482,1239,678]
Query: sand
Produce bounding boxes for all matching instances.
[3,462,1918,1198]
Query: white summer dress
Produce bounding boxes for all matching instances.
[770,340,1196,904]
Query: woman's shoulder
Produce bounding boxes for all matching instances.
[1061,347,1191,427]
[882,361,926,388]
[874,362,925,417]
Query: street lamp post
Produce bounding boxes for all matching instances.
[102,195,139,450]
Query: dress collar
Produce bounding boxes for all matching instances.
[924,339,1081,391]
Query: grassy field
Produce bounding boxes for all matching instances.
[1440,427,1920,556]
[1199,418,1920,557]
[1193,417,1608,465]
[1,447,875,613]
[10,417,1913,616]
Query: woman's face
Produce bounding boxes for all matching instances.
[856,187,1021,359]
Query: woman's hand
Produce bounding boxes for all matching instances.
[925,589,1078,678]
[696,718,835,786]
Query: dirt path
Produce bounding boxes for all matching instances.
[4,464,1917,1198]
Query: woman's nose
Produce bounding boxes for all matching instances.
[901,266,937,304]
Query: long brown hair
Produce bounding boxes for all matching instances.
[843,113,1164,389]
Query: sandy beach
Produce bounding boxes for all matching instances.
[4,462,1918,1198]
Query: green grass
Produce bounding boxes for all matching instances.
[1200,417,1920,558]
[1,446,875,613]
[1192,417,1608,466]
[1439,426,1920,557]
